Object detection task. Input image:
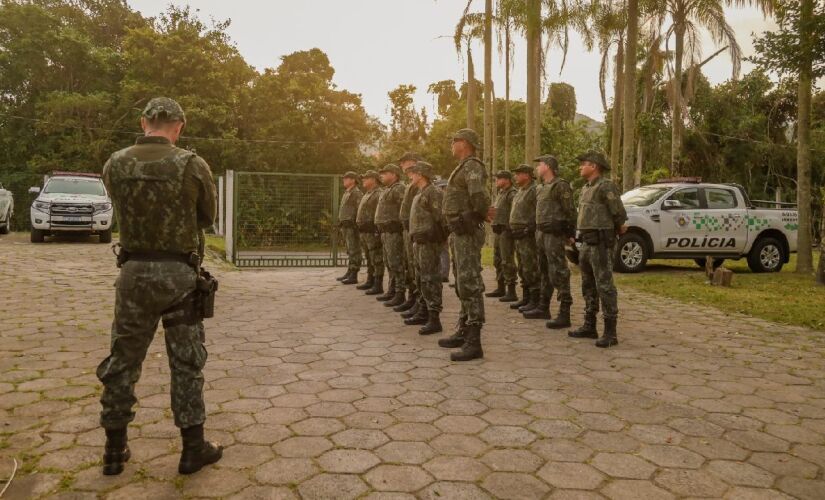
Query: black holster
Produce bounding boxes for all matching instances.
[196,269,219,319]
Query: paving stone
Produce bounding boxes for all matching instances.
[273,436,333,457]
[375,441,436,464]
[749,452,819,478]
[481,449,544,472]
[638,444,705,468]
[364,465,434,492]
[481,472,551,500]
[537,461,605,489]
[297,473,368,500]
[591,452,656,479]
[182,468,251,497]
[419,481,492,500]
[255,457,319,484]
[600,479,675,500]
[318,449,380,473]
[654,468,730,497]
[423,455,489,481]
[706,459,775,487]
[229,486,298,499]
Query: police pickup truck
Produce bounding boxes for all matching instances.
[615,180,798,273]
[28,172,114,243]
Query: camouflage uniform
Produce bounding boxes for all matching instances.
[509,179,540,300]
[537,176,576,307]
[410,180,446,313]
[339,177,363,274]
[400,175,420,295]
[376,165,407,294]
[356,177,383,281]
[491,183,517,287]
[97,130,217,431]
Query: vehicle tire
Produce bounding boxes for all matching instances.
[30,228,45,243]
[99,229,112,244]
[0,210,9,234]
[747,237,785,273]
[615,232,648,273]
[694,257,725,269]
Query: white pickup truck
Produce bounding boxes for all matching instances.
[0,182,13,234]
[615,180,798,273]
[29,172,114,243]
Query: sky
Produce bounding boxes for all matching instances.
[131,0,778,125]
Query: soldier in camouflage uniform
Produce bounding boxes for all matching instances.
[356,170,385,295]
[408,161,447,336]
[568,151,628,347]
[396,153,424,316]
[337,171,363,285]
[535,155,576,329]
[97,97,222,476]
[375,164,407,306]
[509,165,542,317]
[437,129,490,362]
[486,170,518,302]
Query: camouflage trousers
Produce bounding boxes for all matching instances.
[341,225,362,273]
[449,227,486,326]
[514,234,541,297]
[402,229,417,294]
[413,241,443,313]
[97,261,206,430]
[493,231,518,286]
[439,244,450,281]
[539,232,571,306]
[360,232,384,279]
[381,231,407,292]
[537,232,553,302]
[580,241,618,320]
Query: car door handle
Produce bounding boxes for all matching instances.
[650,214,660,222]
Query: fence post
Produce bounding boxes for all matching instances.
[217,175,224,236]
[331,175,340,267]
[225,170,234,263]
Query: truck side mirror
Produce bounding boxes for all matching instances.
[28,186,41,195]
[662,199,682,210]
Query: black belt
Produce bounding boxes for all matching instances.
[123,250,200,268]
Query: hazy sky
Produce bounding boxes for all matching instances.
[131,0,777,125]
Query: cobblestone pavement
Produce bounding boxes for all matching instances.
[1,235,825,499]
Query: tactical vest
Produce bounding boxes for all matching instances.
[339,187,362,222]
[409,184,440,235]
[107,147,199,253]
[443,156,483,216]
[536,178,572,224]
[509,182,537,229]
[577,177,615,230]
[493,187,515,226]
[375,182,404,224]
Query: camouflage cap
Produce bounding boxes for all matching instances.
[378,163,403,178]
[142,97,186,123]
[495,170,513,181]
[397,152,424,164]
[343,171,360,180]
[452,128,480,151]
[512,164,535,177]
[408,161,435,179]
[577,150,611,170]
[534,154,559,171]
[362,169,380,181]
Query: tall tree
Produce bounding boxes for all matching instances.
[622,0,639,191]
[524,0,542,162]
[484,0,494,172]
[455,6,485,130]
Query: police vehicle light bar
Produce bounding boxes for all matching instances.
[51,171,101,178]
[655,177,702,184]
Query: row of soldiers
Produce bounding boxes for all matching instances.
[336,128,628,361]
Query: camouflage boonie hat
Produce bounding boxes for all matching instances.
[495,170,513,181]
[362,170,380,181]
[577,150,610,170]
[379,163,403,178]
[142,97,186,123]
[452,128,480,151]
[512,164,535,177]
[534,154,559,171]
[397,152,424,164]
[408,161,435,179]
[343,171,359,180]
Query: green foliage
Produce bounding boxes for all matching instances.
[546,83,577,123]
[751,0,825,79]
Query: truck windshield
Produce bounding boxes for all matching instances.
[43,178,106,196]
[621,186,672,207]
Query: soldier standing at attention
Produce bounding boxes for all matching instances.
[509,165,542,318]
[396,153,424,316]
[356,170,385,295]
[437,128,490,362]
[375,164,407,306]
[568,151,628,347]
[535,155,576,329]
[97,97,221,476]
[337,171,363,285]
[435,178,451,283]
[486,170,518,302]
[408,161,447,336]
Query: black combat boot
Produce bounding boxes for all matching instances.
[546,303,571,329]
[365,277,384,295]
[419,310,442,335]
[384,290,406,307]
[102,428,130,476]
[438,317,467,348]
[518,291,539,313]
[499,283,518,302]
[509,286,529,309]
[450,324,483,361]
[178,424,223,475]
[485,279,505,298]
[595,317,619,348]
[404,306,429,326]
[356,275,374,290]
[393,291,418,312]
[336,269,353,281]
[341,271,359,285]
[523,298,551,320]
[568,314,598,339]
[400,301,420,319]
[376,278,396,301]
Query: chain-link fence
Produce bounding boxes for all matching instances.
[228,171,347,267]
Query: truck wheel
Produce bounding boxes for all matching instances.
[694,258,725,269]
[747,237,785,273]
[0,209,9,234]
[31,228,45,243]
[615,233,648,273]
[99,229,112,244]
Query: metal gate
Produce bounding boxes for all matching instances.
[225,170,347,268]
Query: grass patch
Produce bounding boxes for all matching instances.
[205,234,225,258]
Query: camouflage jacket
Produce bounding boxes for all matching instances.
[375,181,405,224]
[356,187,381,225]
[399,182,420,224]
[492,186,516,226]
[536,177,576,225]
[409,183,444,237]
[103,136,216,255]
[339,186,362,222]
[577,176,627,231]
[509,181,537,229]
[443,156,489,216]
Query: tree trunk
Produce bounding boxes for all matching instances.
[797,0,813,273]
[671,18,685,176]
[483,0,493,174]
[635,54,654,187]
[504,26,511,171]
[621,0,639,192]
[525,0,542,162]
[817,193,825,283]
[610,37,624,181]
[467,47,476,131]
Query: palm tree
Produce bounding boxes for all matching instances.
[622,0,639,191]
[525,0,542,162]
[455,7,485,131]
[496,0,525,170]
[484,0,493,170]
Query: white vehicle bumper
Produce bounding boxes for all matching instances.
[30,207,113,233]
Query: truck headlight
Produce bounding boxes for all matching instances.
[33,201,50,211]
[93,202,112,212]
